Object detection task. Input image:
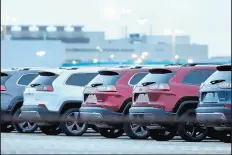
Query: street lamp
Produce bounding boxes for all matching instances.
[36,51,46,57]
[72,60,77,65]
[188,58,193,64]
[93,58,99,63]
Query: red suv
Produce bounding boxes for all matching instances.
[79,66,150,138]
[126,64,218,141]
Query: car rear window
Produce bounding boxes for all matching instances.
[129,72,148,85]
[183,69,216,85]
[65,73,98,86]
[88,71,121,86]
[30,72,58,86]
[137,71,175,86]
[1,73,11,85]
[17,74,38,85]
[204,70,231,85]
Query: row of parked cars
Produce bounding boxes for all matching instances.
[1,63,231,143]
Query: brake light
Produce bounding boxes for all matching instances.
[149,83,170,91]
[97,85,117,92]
[38,104,46,108]
[224,104,231,108]
[1,85,6,91]
[219,82,231,89]
[153,105,162,108]
[100,105,108,109]
[36,85,54,92]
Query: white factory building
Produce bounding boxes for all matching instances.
[1,25,210,68]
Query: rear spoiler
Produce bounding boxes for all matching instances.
[38,71,57,76]
[98,70,119,76]
[149,68,173,74]
[0,72,8,76]
[216,65,232,71]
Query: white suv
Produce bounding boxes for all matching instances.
[20,67,103,136]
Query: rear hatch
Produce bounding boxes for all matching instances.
[133,68,176,107]
[199,65,231,108]
[83,70,122,108]
[23,71,61,107]
[1,71,15,109]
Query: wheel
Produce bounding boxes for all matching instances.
[219,132,231,143]
[177,109,208,142]
[149,129,176,141]
[123,122,149,139]
[40,125,62,135]
[1,124,15,133]
[98,128,124,138]
[12,108,38,133]
[60,108,88,136]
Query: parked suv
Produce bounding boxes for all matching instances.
[196,64,231,143]
[128,64,218,141]
[20,67,102,136]
[79,66,150,138]
[1,67,42,133]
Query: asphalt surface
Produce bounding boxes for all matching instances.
[1,131,231,154]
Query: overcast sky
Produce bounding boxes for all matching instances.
[1,0,231,57]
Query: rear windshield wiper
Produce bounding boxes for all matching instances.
[142,82,156,86]
[91,83,103,87]
[210,79,226,85]
[30,83,41,87]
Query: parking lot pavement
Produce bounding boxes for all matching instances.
[1,132,231,154]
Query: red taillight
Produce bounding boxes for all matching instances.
[100,105,108,109]
[1,85,6,91]
[38,104,46,108]
[153,104,162,108]
[219,82,231,89]
[97,85,117,92]
[36,85,54,92]
[224,104,231,108]
[149,83,171,91]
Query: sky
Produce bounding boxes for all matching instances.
[1,0,231,57]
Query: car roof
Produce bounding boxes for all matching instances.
[63,67,107,74]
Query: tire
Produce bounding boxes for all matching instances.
[40,125,62,135]
[1,124,15,133]
[149,129,176,141]
[60,108,88,136]
[219,132,231,143]
[98,128,124,138]
[123,122,149,139]
[177,109,208,142]
[12,108,38,133]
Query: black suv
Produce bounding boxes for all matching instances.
[1,68,42,133]
[196,64,231,143]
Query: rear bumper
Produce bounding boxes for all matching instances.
[20,105,59,126]
[79,107,123,124]
[196,107,231,127]
[1,110,12,124]
[129,107,177,125]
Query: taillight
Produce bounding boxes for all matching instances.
[1,85,6,91]
[36,85,54,92]
[224,104,231,108]
[153,104,162,108]
[38,104,46,108]
[149,83,170,91]
[219,82,231,89]
[97,85,117,92]
[100,105,108,109]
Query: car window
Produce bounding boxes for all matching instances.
[204,70,231,85]
[88,73,121,86]
[129,72,148,85]
[182,69,216,85]
[30,75,58,85]
[65,73,98,86]
[17,74,38,85]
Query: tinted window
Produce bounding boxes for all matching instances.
[30,75,58,85]
[204,70,231,85]
[129,72,148,85]
[137,72,175,86]
[66,73,98,86]
[18,74,38,85]
[88,74,121,86]
[183,70,216,85]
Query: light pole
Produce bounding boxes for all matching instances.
[96,46,103,66]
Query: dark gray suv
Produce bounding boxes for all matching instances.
[1,68,43,133]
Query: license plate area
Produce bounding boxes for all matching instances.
[203,92,219,103]
[135,94,149,102]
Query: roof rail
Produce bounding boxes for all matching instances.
[165,63,183,66]
[114,65,131,68]
[182,63,222,67]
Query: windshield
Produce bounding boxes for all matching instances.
[137,72,175,86]
[204,70,231,85]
